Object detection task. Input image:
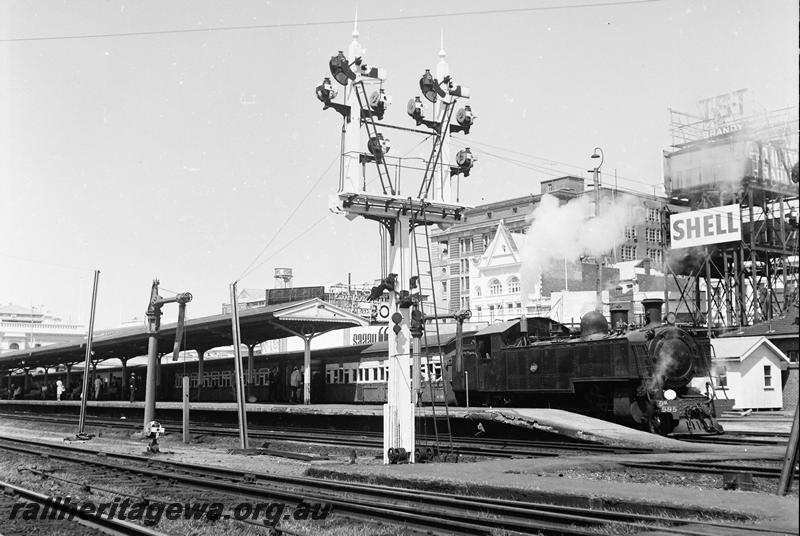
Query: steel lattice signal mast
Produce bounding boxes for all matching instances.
[317,25,474,464]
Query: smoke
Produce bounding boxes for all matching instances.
[519,194,644,304]
[666,245,706,275]
[649,350,672,391]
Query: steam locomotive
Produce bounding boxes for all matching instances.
[450,298,723,436]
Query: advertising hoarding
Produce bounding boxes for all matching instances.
[669,205,741,249]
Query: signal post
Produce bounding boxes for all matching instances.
[319,23,474,463]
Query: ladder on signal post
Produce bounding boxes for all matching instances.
[418,100,456,199]
[352,81,395,196]
[410,207,456,461]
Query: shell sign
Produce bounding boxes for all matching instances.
[670,205,741,249]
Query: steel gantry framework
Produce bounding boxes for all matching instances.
[662,109,799,333]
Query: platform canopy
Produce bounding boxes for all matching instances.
[0,298,370,372]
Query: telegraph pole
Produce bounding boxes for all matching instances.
[77,270,99,437]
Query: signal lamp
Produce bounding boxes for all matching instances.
[329,51,356,86]
[453,105,475,134]
[367,133,390,163]
[391,312,403,335]
[359,63,387,80]
[315,77,337,105]
[419,69,446,103]
[407,96,425,124]
[448,84,470,98]
[410,308,424,338]
[451,148,475,177]
[368,89,391,120]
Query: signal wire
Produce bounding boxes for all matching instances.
[237,213,332,283]
[236,153,339,282]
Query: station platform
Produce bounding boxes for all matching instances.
[0,399,709,451]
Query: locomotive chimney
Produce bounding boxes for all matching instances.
[610,303,629,329]
[642,298,663,325]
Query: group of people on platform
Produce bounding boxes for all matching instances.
[5,367,312,404]
[4,373,140,402]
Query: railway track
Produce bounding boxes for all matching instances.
[0,435,784,536]
[620,460,800,481]
[0,411,656,458]
[0,479,168,536]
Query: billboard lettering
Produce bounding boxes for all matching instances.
[670,205,741,249]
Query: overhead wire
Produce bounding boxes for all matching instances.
[0,1,665,43]
[239,213,332,280]
[451,135,665,190]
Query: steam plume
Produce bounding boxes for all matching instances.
[519,194,644,304]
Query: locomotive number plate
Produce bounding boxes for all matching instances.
[657,401,677,413]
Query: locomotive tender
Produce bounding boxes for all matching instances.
[451,298,723,436]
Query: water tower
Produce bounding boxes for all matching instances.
[273,268,293,289]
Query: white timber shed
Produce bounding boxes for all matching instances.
[703,336,791,410]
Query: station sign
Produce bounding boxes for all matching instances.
[265,286,325,305]
[670,205,741,249]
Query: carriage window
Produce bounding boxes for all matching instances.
[344,370,350,384]
[257,368,268,386]
[220,371,231,388]
[372,368,378,381]
[358,369,363,382]
[380,367,385,381]
[190,373,198,388]
[210,371,220,387]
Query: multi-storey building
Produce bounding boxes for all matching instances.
[0,304,85,352]
[431,176,674,315]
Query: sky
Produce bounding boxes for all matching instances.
[0,0,797,329]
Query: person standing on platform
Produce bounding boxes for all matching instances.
[56,380,64,402]
[129,373,137,403]
[94,376,102,400]
[290,366,301,403]
[270,366,278,402]
[263,368,272,403]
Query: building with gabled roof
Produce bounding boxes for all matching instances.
[718,304,799,410]
[700,336,793,411]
